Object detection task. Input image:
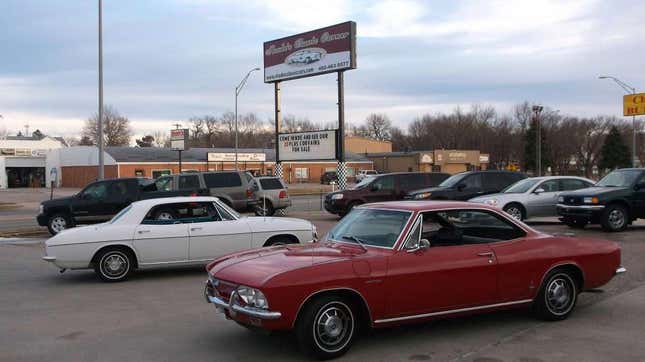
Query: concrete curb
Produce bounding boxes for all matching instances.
[0,203,23,210]
[0,228,49,238]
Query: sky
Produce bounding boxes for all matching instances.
[1,0,644,140]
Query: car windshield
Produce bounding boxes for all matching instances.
[110,205,132,224]
[326,208,411,248]
[438,173,468,187]
[596,170,641,187]
[503,178,540,193]
[216,199,240,219]
[353,176,374,189]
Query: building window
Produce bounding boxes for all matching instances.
[134,169,145,177]
[295,168,308,180]
[432,165,441,172]
[152,169,171,179]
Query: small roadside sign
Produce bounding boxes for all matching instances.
[624,93,645,116]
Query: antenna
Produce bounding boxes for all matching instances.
[172,123,182,130]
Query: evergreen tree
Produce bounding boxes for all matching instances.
[599,126,631,171]
[523,119,551,174]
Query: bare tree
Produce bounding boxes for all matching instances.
[81,105,133,146]
[152,130,167,147]
[364,113,392,141]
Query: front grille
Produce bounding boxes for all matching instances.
[562,196,583,205]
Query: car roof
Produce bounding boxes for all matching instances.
[361,200,496,212]
[131,196,220,208]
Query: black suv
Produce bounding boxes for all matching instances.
[406,170,527,201]
[557,168,645,231]
[320,171,338,185]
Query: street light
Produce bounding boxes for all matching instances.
[532,105,543,176]
[234,67,260,170]
[97,0,104,179]
[599,75,638,167]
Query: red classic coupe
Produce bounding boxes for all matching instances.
[204,201,625,359]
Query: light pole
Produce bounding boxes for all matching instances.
[532,105,543,176]
[599,75,638,167]
[97,0,104,179]
[234,67,260,170]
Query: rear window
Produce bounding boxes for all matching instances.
[259,178,284,190]
[398,174,427,192]
[178,175,200,189]
[203,172,242,188]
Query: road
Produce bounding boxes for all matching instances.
[1,219,644,361]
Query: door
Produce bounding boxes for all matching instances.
[105,180,134,216]
[385,210,499,317]
[632,173,645,217]
[133,203,190,264]
[71,181,111,222]
[524,179,560,216]
[455,174,483,200]
[188,202,252,261]
[363,175,397,203]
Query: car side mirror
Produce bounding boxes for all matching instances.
[81,193,91,200]
[456,183,466,191]
[534,188,545,194]
[406,238,431,253]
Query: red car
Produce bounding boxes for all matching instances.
[204,201,625,359]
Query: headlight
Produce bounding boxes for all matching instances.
[557,196,564,203]
[331,194,344,200]
[414,192,431,199]
[583,197,599,204]
[236,286,269,309]
[39,204,44,214]
[485,199,498,206]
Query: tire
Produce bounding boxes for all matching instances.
[154,208,177,220]
[601,204,628,232]
[533,269,578,321]
[296,295,357,360]
[266,235,293,246]
[93,248,134,282]
[255,199,275,216]
[563,218,588,229]
[47,213,71,235]
[503,203,525,221]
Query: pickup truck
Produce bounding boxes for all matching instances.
[37,177,207,235]
[557,168,645,231]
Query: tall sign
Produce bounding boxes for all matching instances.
[278,130,337,161]
[624,93,645,116]
[170,128,189,151]
[263,22,356,83]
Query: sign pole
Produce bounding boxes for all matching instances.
[178,150,182,173]
[274,81,282,178]
[337,71,347,190]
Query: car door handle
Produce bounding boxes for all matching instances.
[477,252,494,257]
[138,230,150,234]
[190,227,203,231]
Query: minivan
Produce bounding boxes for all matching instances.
[406,170,527,201]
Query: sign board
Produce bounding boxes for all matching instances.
[624,93,645,116]
[479,154,490,163]
[170,128,189,151]
[263,21,356,83]
[207,152,266,162]
[278,130,336,161]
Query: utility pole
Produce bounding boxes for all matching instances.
[97,0,105,179]
[599,76,638,167]
[532,105,543,176]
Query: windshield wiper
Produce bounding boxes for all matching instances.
[341,235,368,252]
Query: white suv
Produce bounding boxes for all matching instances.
[356,170,378,182]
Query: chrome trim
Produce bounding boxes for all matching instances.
[616,266,627,275]
[205,289,282,320]
[373,299,533,324]
[42,256,56,262]
[556,204,605,210]
[292,287,373,328]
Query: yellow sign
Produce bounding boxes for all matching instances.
[624,93,645,116]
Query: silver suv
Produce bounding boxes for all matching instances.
[252,177,291,216]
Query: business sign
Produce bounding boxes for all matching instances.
[170,128,189,151]
[278,130,336,161]
[624,93,645,116]
[263,21,356,83]
[207,152,266,162]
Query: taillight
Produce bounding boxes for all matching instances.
[279,190,287,199]
[246,189,253,199]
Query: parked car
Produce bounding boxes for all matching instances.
[324,172,450,216]
[37,177,208,235]
[320,171,338,185]
[407,170,527,201]
[287,49,323,65]
[42,196,317,282]
[252,177,291,216]
[355,169,378,182]
[204,200,624,359]
[155,171,257,212]
[469,176,594,221]
[557,168,645,231]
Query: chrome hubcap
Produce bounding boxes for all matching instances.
[102,254,127,277]
[506,207,522,220]
[608,209,625,228]
[51,217,67,232]
[314,303,353,352]
[546,277,573,315]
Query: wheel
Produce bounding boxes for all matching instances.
[154,208,177,220]
[47,213,71,235]
[533,270,578,321]
[503,203,525,221]
[296,295,357,359]
[93,248,134,282]
[255,199,275,216]
[563,218,588,229]
[266,235,293,246]
[601,204,628,232]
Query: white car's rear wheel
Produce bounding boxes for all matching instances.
[94,248,134,282]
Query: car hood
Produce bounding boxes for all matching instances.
[469,192,514,203]
[207,242,368,287]
[560,186,628,197]
[243,216,312,232]
[408,186,450,195]
[42,196,75,208]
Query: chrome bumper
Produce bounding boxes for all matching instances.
[42,256,56,262]
[556,204,605,210]
[205,287,282,320]
[616,266,627,275]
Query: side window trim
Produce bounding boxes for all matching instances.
[403,214,422,250]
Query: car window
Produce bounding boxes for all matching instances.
[327,208,411,248]
[142,202,221,224]
[109,181,129,198]
[203,172,242,188]
[259,178,284,190]
[403,217,422,250]
[538,179,560,192]
[178,175,200,190]
[81,182,108,199]
[398,174,426,192]
[560,179,588,191]
[421,209,525,246]
[372,176,395,191]
[428,173,449,186]
[155,176,173,191]
[482,173,502,189]
[461,174,482,189]
[213,201,238,220]
[110,205,132,224]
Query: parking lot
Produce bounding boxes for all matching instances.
[1,213,644,362]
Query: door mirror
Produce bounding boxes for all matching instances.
[406,238,431,253]
[534,188,545,194]
[456,183,466,191]
[81,193,92,200]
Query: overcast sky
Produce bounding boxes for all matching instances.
[1,0,643,139]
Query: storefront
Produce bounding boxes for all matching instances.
[0,135,66,189]
[366,150,489,175]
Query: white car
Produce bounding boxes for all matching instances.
[43,197,317,282]
[355,169,378,182]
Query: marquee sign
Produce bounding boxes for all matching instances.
[263,21,356,83]
[207,152,266,162]
[278,130,337,161]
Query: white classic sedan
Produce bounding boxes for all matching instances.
[43,196,317,282]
